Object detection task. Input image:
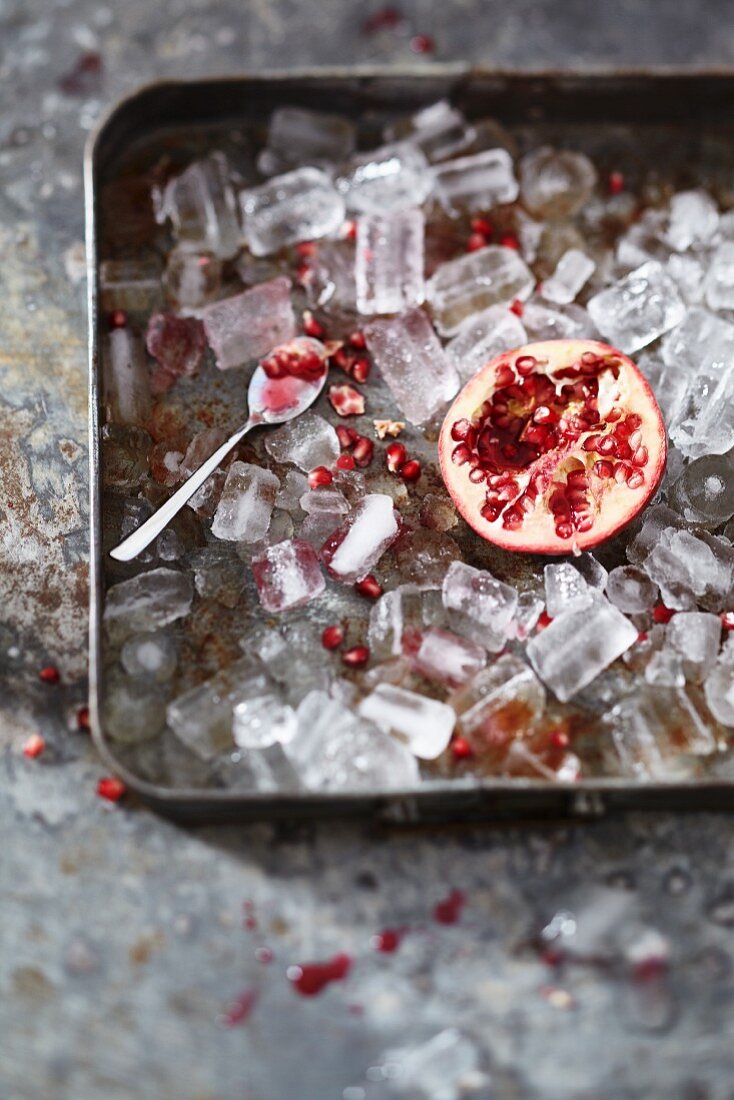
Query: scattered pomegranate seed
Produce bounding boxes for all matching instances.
[536,610,553,631]
[351,356,371,384]
[287,953,352,996]
[349,330,367,350]
[342,645,370,669]
[400,458,422,483]
[342,220,357,240]
[355,575,383,599]
[328,383,365,417]
[295,261,312,286]
[433,888,466,925]
[77,706,90,732]
[295,240,317,258]
[549,729,570,749]
[336,453,356,471]
[466,232,487,253]
[410,33,435,53]
[509,299,524,317]
[336,424,359,450]
[321,625,345,650]
[352,435,375,467]
[302,310,325,338]
[23,733,46,759]
[652,603,676,624]
[451,737,473,760]
[470,216,493,237]
[308,465,333,489]
[608,170,625,195]
[97,776,126,802]
[721,612,734,631]
[499,232,519,250]
[371,928,404,953]
[39,665,60,684]
[637,631,649,644]
[386,441,407,472]
[109,309,127,329]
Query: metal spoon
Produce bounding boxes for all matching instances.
[109,366,328,562]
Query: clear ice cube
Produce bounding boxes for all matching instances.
[519,146,597,218]
[665,189,719,252]
[211,461,280,543]
[643,527,734,611]
[264,410,340,471]
[164,248,223,312]
[335,141,433,215]
[120,632,178,682]
[275,469,309,514]
[445,305,527,384]
[258,107,355,176]
[232,694,297,749]
[358,683,455,759]
[355,208,425,315]
[368,584,425,660]
[668,453,734,525]
[442,560,518,650]
[544,562,595,617]
[103,670,166,744]
[306,239,357,311]
[661,309,734,457]
[190,544,248,608]
[605,684,716,779]
[103,568,193,644]
[380,1029,480,1100]
[321,494,399,582]
[426,245,534,335]
[704,661,734,726]
[666,612,722,678]
[153,152,241,259]
[364,308,459,424]
[299,487,350,515]
[99,258,163,313]
[432,148,519,213]
[449,653,546,740]
[586,261,685,354]
[521,299,599,342]
[202,277,296,369]
[240,167,346,256]
[104,328,151,427]
[386,100,476,163]
[409,626,487,686]
[541,249,595,304]
[167,657,270,759]
[665,253,706,305]
[605,566,659,613]
[251,538,325,613]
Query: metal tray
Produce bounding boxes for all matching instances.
[87,67,734,823]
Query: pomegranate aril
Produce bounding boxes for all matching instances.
[593,460,614,478]
[351,356,371,384]
[515,355,537,376]
[308,466,333,489]
[352,436,374,467]
[466,232,487,252]
[451,418,472,442]
[626,413,642,429]
[23,733,46,759]
[349,330,366,350]
[336,453,356,471]
[39,666,60,684]
[632,446,649,467]
[470,216,494,236]
[721,612,734,631]
[386,441,407,472]
[322,625,344,650]
[97,776,126,802]
[302,310,325,338]
[336,425,359,450]
[609,170,625,194]
[652,603,676,624]
[626,470,645,489]
[355,575,383,599]
[400,459,422,483]
[77,706,90,732]
[509,298,524,317]
[468,467,487,484]
[596,436,616,456]
[451,737,473,760]
[555,522,574,539]
[342,645,369,669]
[451,443,471,466]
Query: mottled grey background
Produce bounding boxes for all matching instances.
[3,2,734,1099]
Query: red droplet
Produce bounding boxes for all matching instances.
[608,170,625,195]
[322,625,345,650]
[371,928,404,953]
[77,706,90,732]
[97,776,126,802]
[433,888,466,925]
[288,953,352,996]
[451,737,473,760]
[410,33,435,53]
[39,665,60,684]
[221,988,258,1026]
[23,733,46,759]
[652,603,676,624]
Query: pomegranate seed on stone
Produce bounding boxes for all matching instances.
[410,33,434,53]
[355,575,383,599]
[536,610,553,631]
[721,612,734,631]
[349,330,367,350]
[336,453,356,471]
[77,706,90,732]
[451,737,473,760]
[23,733,46,759]
[39,665,60,684]
[328,383,365,417]
[336,425,359,450]
[321,625,345,650]
[109,310,127,329]
[302,310,325,338]
[400,459,422,483]
[466,232,487,253]
[499,233,519,250]
[295,241,317,258]
[386,441,407,472]
[652,603,676,624]
[342,645,370,669]
[471,217,494,237]
[97,776,126,802]
[308,466,333,489]
[352,436,374,467]
[509,299,524,317]
[608,170,625,195]
[351,357,371,383]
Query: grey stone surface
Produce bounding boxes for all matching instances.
[3,2,734,1098]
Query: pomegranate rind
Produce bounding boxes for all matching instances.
[438,339,667,555]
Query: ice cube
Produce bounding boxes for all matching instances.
[666,612,722,678]
[153,152,241,259]
[306,239,357,311]
[668,453,734,525]
[615,209,671,270]
[240,167,346,256]
[120,632,178,682]
[449,653,545,740]
[355,208,425,315]
[704,661,734,726]
[299,487,350,515]
[541,249,595,304]
[605,566,659,613]
[321,494,399,582]
[258,107,355,176]
[364,308,459,424]
[287,690,420,790]
[626,503,684,566]
[103,669,167,744]
[335,141,433,215]
[99,258,163,313]
[643,527,733,611]
[167,657,270,759]
[519,146,597,218]
[251,538,325,612]
[665,189,719,252]
[232,694,297,749]
[635,349,690,425]
[605,684,716,779]
[103,328,151,427]
[408,627,486,686]
[665,253,706,305]
[265,411,340,471]
[386,100,476,163]
[432,148,519,213]
[661,309,734,457]
[574,552,608,591]
[442,560,518,650]
[426,246,534,335]
[358,683,455,759]
[275,469,309,514]
[368,584,425,660]
[586,261,685,354]
[544,562,595,617]
[211,462,279,543]
[521,299,599,342]
[380,1029,480,1100]
[526,598,638,702]
[512,588,545,639]
[104,568,193,644]
[164,248,222,311]
[644,649,685,687]
[445,305,527,384]
[202,277,296,369]
[145,312,206,380]
[298,510,344,549]
[190,545,247,608]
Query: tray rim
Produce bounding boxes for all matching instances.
[86,65,734,822]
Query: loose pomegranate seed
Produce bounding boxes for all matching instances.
[336,424,359,450]
[342,220,357,240]
[386,441,407,472]
[352,436,374,467]
[721,612,734,631]
[509,298,524,317]
[351,356,371,383]
[549,729,570,749]
[410,33,434,53]
[77,706,90,732]
[308,466,333,489]
[466,232,487,253]
[328,383,365,417]
[336,453,356,471]
[97,776,126,802]
[295,240,317,257]
[451,737,473,760]
[109,309,127,329]
[39,665,60,684]
[342,645,370,669]
[470,216,493,237]
[499,232,519,250]
[302,310,325,338]
[400,459,422,483]
[349,330,367,350]
[23,733,46,758]
[608,170,625,195]
[536,610,553,631]
[355,575,383,599]
[295,261,312,286]
[652,603,676,624]
[637,631,648,644]
[433,888,466,925]
[321,625,344,650]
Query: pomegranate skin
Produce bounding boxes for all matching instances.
[438,339,667,556]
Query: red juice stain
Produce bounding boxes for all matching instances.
[433,889,466,925]
[371,927,405,953]
[287,953,352,996]
[221,988,258,1027]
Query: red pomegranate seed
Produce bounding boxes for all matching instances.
[321,625,344,650]
[351,356,371,383]
[608,170,625,195]
[451,737,473,760]
[721,612,734,631]
[336,424,359,450]
[410,33,434,53]
[355,575,383,599]
[295,261,312,285]
[549,729,570,749]
[499,232,519,250]
[652,603,676,624]
[39,665,60,684]
[302,310,325,338]
[342,645,370,669]
[386,441,407,472]
[308,466,333,489]
[471,217,493,237]
[336,453,356,471]
[509,298,524,317]
[371,928,403,953]
[349,330,367,350]
[109,309,127,329]
[328,383,365,417]
[433,888,466,925]
[352,436,374,467]
[77,706,90,732]
[536,610,553,631]
[295,241,317,257]
[466,232,487,253]
[23,733,46,758]
[287,953,352,996]
[97,776,126,802]
[400,459,422,483]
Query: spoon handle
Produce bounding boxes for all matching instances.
[109,419,256,562]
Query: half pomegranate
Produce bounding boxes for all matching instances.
[438,339,666,555]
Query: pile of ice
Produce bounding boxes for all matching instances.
[100,98,734,791]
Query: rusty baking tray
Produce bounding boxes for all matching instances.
[86,67,734,823]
